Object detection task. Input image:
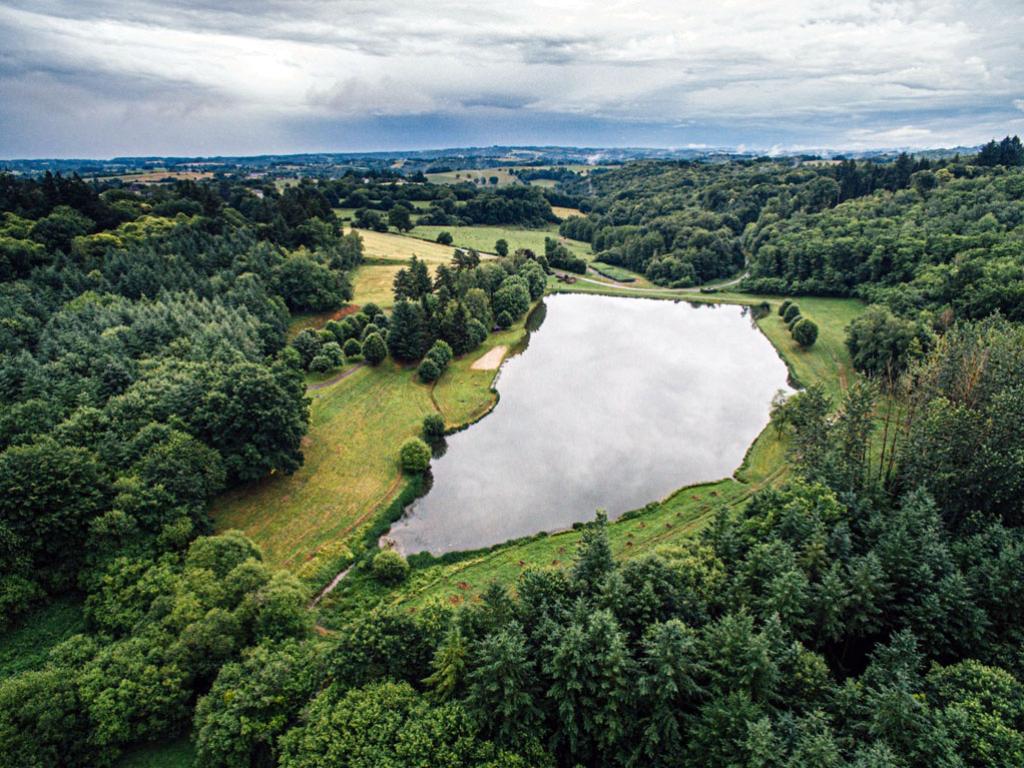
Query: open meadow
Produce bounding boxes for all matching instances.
[407,224,592,259]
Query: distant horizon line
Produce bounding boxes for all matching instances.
[0,140,999,165]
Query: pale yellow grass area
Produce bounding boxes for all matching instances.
[470,345,508,370]
[352,228,458,265]
[551,205,584,220]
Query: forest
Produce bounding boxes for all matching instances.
[2,140,1024,767]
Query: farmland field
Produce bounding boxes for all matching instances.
[407,224,592,259]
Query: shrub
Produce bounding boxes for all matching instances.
[422,414,446,443]
[361,323,380,341]
[496,311,512,329]
[308,354,332,373]
[467,318,488,347]
[361,302,381,319]
[494,238,509,257]
[371,550,409,585]
[342,338,362,358]
[399,438,431,473]
[321,341,344,367]
[778,299,792,317]
[783,303,801,323]
[436,231,453,245]
[417,357,441,383]
[426,340,453,367]
[792,318,819,347]
[361,332,387,365]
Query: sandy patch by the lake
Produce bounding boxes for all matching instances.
[471,345,507,370]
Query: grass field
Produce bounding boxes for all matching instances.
[551,205,584,219]
[407,225,592,260]
[425,168,522,187]
[212,313,533,572]
[348,228,464,309]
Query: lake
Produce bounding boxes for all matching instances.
[388,293,793,556]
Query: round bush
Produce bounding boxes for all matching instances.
[308,354,332,373]
[361,302,381,319]
[399,437,431,473]
[783,303,801,323]
[417,357,441,383]
[496,310,512,329]
[342,338,362,358]
[778,299,792,317]
[426,340,453,367]
[372,549,409,585]
[787,313,803,330]
[321,341,344,367]
[436,231,453,245]
[792,318,819,348]
[361,323,380,341]
[361,332,387,366]
[467,318,488,347]
[422,413,446,443]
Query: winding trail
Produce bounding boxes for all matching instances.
[307,362,365,391]
[554,268,749,294]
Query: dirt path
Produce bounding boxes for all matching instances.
[471,345,508,370]
[307,363,365,391]
[556,269,749,294]
[310,566,352,608]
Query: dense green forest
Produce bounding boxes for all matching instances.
[0,172,361,626]
[3,143,1024,767]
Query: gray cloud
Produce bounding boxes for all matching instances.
[1,0,1022,157]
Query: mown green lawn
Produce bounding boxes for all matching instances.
[212,312,535,575]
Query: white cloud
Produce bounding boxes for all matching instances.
[1,0,1023,155]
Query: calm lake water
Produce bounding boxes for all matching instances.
[388,294,793,556]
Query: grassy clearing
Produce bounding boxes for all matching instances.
[213,360,438,568]
[425,168,522,187]
[116,739,194,768]
[590,261,639,282]
[407,224,592,260]
[551,205,583,219]
[353,228,458,265]
[0,596,84,678]
[212,314,533,572]
[347,227,465,310]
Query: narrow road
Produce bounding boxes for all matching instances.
[307,362,365,391]
[554,268,749,294]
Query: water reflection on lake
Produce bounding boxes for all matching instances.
[389,293,793,555]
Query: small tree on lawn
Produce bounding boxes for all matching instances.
[417,357,441,383]
[422,414,446,443]
[436,231,453,245]
[793,318,819,348]
[495,238,509,257]
[400,437,431,473]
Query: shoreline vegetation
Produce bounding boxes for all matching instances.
[213,252,863,625]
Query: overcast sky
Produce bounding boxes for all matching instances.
[1,0,1022,158]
